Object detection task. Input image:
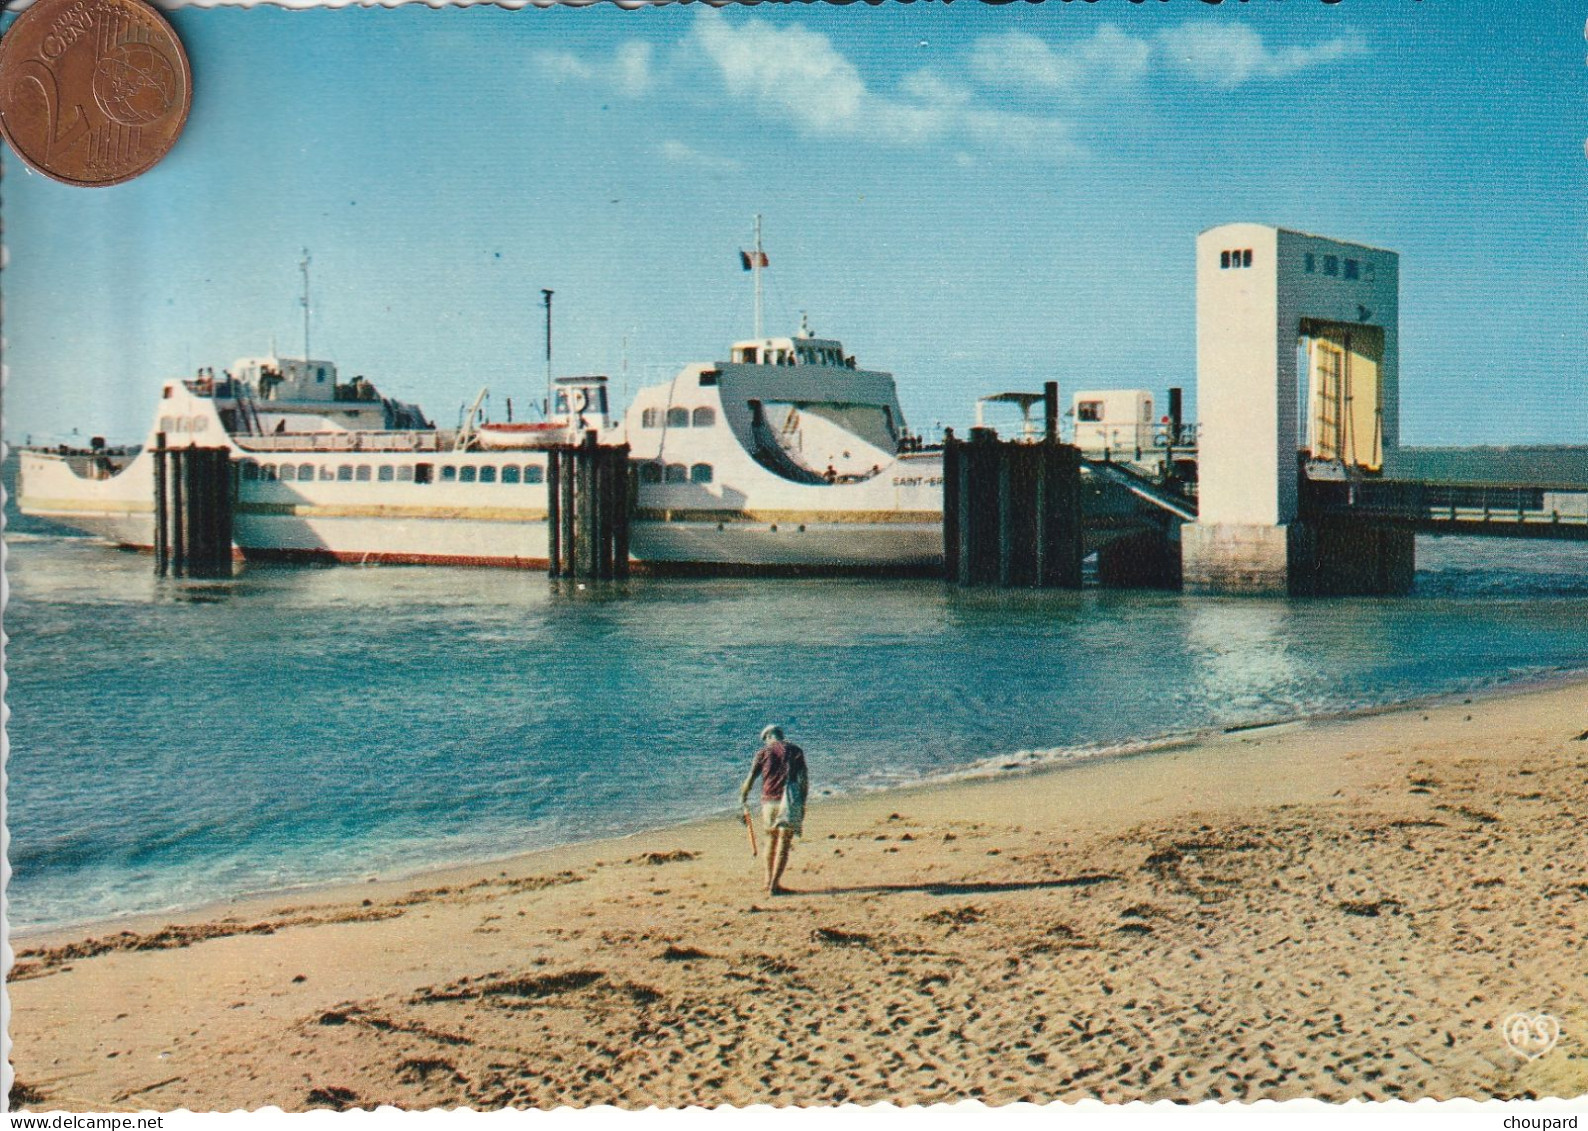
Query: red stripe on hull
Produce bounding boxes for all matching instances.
[241,547,553,569]
[105,543,943,577]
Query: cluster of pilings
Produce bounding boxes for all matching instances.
[943,430,1084,589]
[153,437,235,578]
[547,435,633,581]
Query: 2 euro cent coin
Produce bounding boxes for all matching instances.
[0,0,191,187]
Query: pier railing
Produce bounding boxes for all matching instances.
[1304,478,1588,539]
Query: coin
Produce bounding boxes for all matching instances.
[0,0,191,187]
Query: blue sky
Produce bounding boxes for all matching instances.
[4,1,1586,445]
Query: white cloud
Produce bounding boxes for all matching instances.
[969,26,1151,94]
[534,49,595,83]
[689,14,1072,157]
[1157,23,1366,88]
[658,139,742,173]
[613,41,654,97]
[533,41,653,96]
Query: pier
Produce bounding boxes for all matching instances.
[964,224,1586,595]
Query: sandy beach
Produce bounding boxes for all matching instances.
[7,679,1588,1111]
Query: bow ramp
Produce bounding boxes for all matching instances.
[1084,459,1198,523]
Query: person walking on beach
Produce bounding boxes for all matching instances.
[740,724,808,896]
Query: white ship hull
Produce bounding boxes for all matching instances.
[19,330,948,574]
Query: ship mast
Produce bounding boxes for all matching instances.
[542,288,554,419]
[752,214,764,341]
[299,249,312,361]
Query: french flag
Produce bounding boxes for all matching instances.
[740,250,769,271]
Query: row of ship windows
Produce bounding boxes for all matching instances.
[638,407,715,429]
[241,460,547,484]
[238,460,718,486]
[159,416,210,433]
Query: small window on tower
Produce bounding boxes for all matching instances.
[1305,253,1316,273]
[1323,256,1339,277]
[1343,259,1359,280]
[1220,250,1231,269]
[1242,249,1252,268]
[1077,401,1103,423]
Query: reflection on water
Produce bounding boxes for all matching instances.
[6,532,1588,930]
[1184,602,1307,723]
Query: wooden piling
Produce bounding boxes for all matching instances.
[547,451,562,579]
[545,439,632,581]
[153,433,169,575]
[943,431,1082,588]
[152,443,234,578]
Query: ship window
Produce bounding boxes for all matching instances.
[639,462,664,484]
[440,465,457,482]
[1242,249,1252,268]
[1305,253,1316,273]
[1220,250,1231,269]
[690,463,714,484]
[319,465,335,481]
[338,465,354,481]
[1323,255,1338,276]
[641,408,661,428]
[524,464,544,484]
[355,465,372,481]
[242,461,260,480]
[699,370,719,387]
[741,346,759,364]
[160,416,175,433]
[317,367,327,382]
[262,463,278,481]
[459,466,477,483]
[665,463,688,483]
[280,464,296,481]
[299,463,316,480]
[399,465,416,482]
[192,417,208,432]
[666,407,689,428]
[479,465,497,483]
[378,465,395,482]
[1077,401,1103,423]
[413,463,430,484]
[692,407,716,427]
[1344,258,1360,280]
[502,465,521,484]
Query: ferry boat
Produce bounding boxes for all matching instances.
[16,326,947,574]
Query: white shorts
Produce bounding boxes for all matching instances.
[761,794,804,835]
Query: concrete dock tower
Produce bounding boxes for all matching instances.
[1182,223,1414,595]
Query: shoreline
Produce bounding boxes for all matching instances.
[13,664,1588,945]
[10,673,1588,1108]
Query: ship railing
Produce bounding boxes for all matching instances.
[234,430,446,454]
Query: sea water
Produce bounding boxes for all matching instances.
[6,515,1588,932]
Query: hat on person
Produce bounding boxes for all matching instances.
[760,724,784,743]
